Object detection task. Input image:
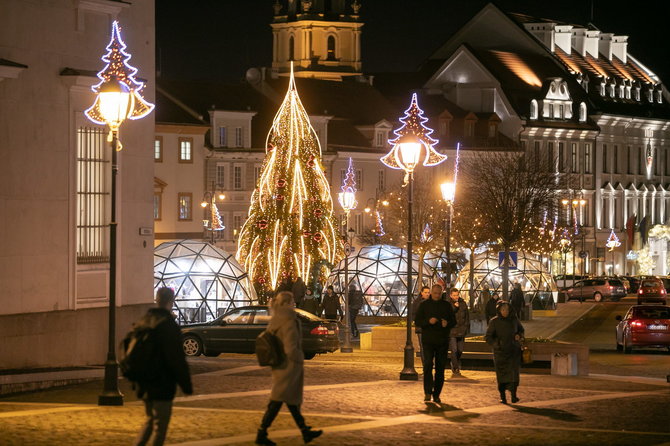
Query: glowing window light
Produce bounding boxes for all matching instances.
[490,50,542,87]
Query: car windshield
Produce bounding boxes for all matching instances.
[642,280,659,287]
[634,308,670,319]
[295,308,322,321]
[609,279,623,286]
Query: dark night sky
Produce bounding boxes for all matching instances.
[156,0,670,84]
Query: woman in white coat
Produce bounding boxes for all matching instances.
[256,291,322,445]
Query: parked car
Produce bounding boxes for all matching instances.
[622,276,640,293]
[554,274,589,289]
[615,305,670,353]
[565,278,626,302]
[639,275,670,294]
[180,306,340,359]
[636,278,667,305]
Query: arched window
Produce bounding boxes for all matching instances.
[579,102,587,122]
[327,35,336,60]
[288,36,294,61]
[530,99,538,120]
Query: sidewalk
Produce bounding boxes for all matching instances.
[523,301,596,339]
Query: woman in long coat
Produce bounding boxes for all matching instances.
[485,301,525,404]
[256,291,322,446]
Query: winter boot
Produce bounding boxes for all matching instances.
[255,429,276,446]
[498,383,507,404]
[301,426,323,444]
[511,384,520,403]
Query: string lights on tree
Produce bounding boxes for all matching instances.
[236,65,342,300]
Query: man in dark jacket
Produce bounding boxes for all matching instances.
[414,284,456,404]
[292,277,307,307]
[321,286,342,320]
[485,292,500,323]
[134,287,193,446]
[412,286,431,360]
[348,284,364,337]
[447,288,470,376]
[510,283,526,320]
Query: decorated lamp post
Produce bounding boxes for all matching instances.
[338,158,357,353]
[440,182,455,288]
[381,93,448,381]
[201,183,226,244]
[85,21,154,406]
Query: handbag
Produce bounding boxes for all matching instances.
[521,344,533,364]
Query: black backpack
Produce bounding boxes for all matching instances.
[120,323,161,382]
[255,329,285,367]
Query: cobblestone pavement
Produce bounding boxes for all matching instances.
[1,351,669,445]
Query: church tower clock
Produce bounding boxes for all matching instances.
[271,0,363,80]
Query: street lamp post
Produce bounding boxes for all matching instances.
[338,158,357,353]
[440,182,455,289]
[201,182,226,244]
[84,21,154,406]
[380,93,448,381]
[562,195,587,277]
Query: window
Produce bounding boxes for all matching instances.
[153,192,162,221]
[219,127,227,147]
[254,166,262,185]
[235,127,243,147]
[559,104,564,119]
[216,164,226,188]
[76,126,109,264]
[488,123,496,137]
[354,213,363,234]
[584,143,592,173]
[288,35,294,61]
[579,102,587,122]
[571,143,578,173]
[375,132,384,147]
[613,145,618,174]
[327,35,336,60]
[533,141,540,170]
[179,137,193,163]
[639,146,645,175]
[178,193,192,221]
[666,148,670,176]
[558,143,564,172]
[234,165,243,190]
[530,100,538,120]
[378,170,385,192]
[233,214,243,240]
[154,136,162,162]
[627,146,633,174]
[465,120,474,137]
[356,169,363,190]
[602,144,608,173]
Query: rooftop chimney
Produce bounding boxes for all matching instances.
[599,33,614,60]
[611,35,628,63]
[554,25,573,54]
[572,28,600,58]
[524,23,555,52]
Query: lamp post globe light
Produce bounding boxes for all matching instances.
[381,93,448,381]
[338,158,357,353]
[440,182,455,288]
[85,21,154,406]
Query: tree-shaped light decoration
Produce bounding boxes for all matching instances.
[210,200,224,232]
[381,93,448,175]
[85,21,154,135]
[237,65,342,298]
[338,157,358,214]
[373,210,385,236]
[420,223,433,243]
[606,229,621,251]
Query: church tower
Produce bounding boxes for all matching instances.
[271,0,363,80]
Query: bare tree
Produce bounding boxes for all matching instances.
[461,151,560,299]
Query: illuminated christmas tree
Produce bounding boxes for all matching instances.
[210,201,224,232]
[237,67,343,300]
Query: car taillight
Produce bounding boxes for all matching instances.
[662,289,667,294]
[639,288,644,294]
[310,326,329,336]
[609,286,614,290]
[630,320,644,329]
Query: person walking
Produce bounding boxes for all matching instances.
[133,287,193,446]
[412,286,431,360]
[485,301,525,404]
[348,284,364,337]
[256,291,322,445]
[510,283,526,320]
[479,283,492,313]
[300,289,320,316]
[292,277,307,308]
[414,284,456,404]
[320,286,342,320]
[447,287,470,376]
[485,292,500,324]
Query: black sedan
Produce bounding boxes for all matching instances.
[180,306,340,359]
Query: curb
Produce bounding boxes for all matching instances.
[0,368,104,396]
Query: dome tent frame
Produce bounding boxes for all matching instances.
[154,240,256,324]
[325,244,437,316]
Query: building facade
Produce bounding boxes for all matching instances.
[1,0,156,369]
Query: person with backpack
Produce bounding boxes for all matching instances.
[131,287,192,446]
[256,291,322,445]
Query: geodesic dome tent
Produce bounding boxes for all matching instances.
[423,250,467,279]
[154,240,256,324]
[455,250,558,309]
[324,244,437,316]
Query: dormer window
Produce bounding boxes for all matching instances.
[579,102,587,122]
[618,83,625,98]
[600,81,606,96]
[646,87,654,103]
[625,83,631,99]
[327,35,336,61]
[656,88,663,104]
[530,99,538,120]
[288,35,295,61]
[634,86,641,101]
[375,131,386,148]
[608,82,615,98]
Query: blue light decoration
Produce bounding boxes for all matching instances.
[85,21,154,128]
[380,93,448,171]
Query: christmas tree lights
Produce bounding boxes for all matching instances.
[606,229,621,251]
[381,93,447,172]
[237,66,342,298]
[210,201,224,231]
[85,21,154,131]
[373,210,385,237]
